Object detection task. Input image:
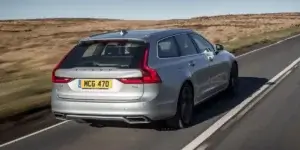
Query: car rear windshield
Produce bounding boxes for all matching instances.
[59,40,148,69]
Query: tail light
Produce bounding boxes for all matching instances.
[119,48,161,84]
[52,75,73,83]
[52,51,73,83]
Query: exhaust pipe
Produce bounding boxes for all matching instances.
[124,116,150,124]
[53,112,67,121]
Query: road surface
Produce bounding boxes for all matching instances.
[1,35,300,150]
[205,61,300,150]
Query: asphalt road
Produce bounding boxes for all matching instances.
[205,62,300,150]
[2,36,300,150]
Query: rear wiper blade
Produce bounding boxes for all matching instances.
[93,62,129,68]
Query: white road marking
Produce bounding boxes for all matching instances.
[0,121,68,148]
[181,56,300,150]
[220,69,293,132]
[237,33,300,59]
[1,33,300,148]
[196,143,210,150]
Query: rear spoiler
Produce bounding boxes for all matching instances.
[78,37,147,44]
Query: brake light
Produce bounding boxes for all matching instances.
[119,48,161,84]
[52,76,73,83]
[52,50,73,83]
[119,78,143,84]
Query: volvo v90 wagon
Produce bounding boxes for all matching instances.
[51,28,239,129]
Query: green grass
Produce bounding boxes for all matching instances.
[223,25,300,52]
[1,25,300,120]
[0,73,51,120]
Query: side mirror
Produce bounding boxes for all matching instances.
[215,44,224,51]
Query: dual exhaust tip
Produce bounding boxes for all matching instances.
[53,112,150,124]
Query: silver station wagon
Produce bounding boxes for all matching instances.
[51,28,239,129]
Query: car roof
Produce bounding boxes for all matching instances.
[80,28,194,42]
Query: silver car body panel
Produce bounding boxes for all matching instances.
[51,28,237,124]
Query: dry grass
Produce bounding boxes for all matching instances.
[1,12,300,119]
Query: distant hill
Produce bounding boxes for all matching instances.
[1,12,300,71]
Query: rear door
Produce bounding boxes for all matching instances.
[53,40,147,102]
[174,34,211,103]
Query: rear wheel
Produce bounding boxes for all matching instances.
[165,82,194,129]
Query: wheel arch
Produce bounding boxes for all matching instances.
[177,79,195,105]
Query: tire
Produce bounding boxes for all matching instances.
[165,82,194,129]
[224,63,239,96]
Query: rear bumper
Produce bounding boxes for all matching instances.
[51,96,177,124]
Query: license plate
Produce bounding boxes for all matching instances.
[78,79,112,89]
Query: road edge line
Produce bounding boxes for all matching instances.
[181,56,300,150]
[0,121,68,148]
[236,33,300,58]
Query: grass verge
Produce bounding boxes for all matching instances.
[0,25,300,122]
[223,25,300,52]
[0,74,51,121]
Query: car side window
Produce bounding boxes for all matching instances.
[157,37,180,58]
[189,33,215,53]
[174,34,198,56]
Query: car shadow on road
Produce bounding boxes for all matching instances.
[91,76,269,130]
[190,76,268,127]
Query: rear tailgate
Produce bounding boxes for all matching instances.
[52,40,147,101]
